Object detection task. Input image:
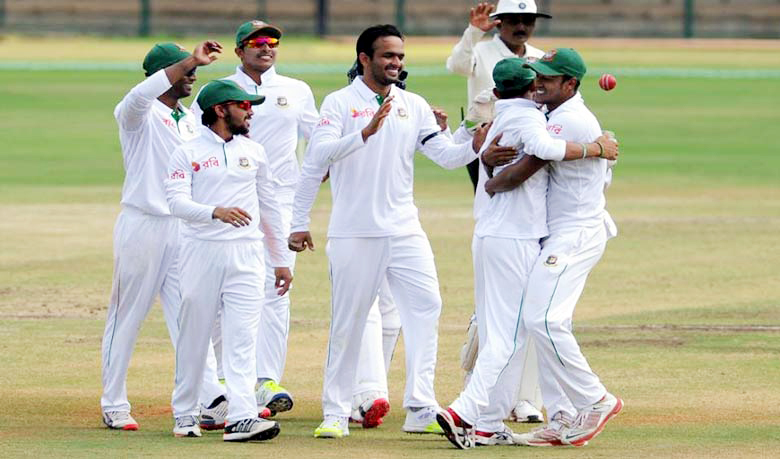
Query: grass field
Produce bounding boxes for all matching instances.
[1,35,779,458]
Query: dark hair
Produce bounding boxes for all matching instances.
[201,106,218,126]
[496,80,535,100]
[355,24,403,75]
[562,75,581,92]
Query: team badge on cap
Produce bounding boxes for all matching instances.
[239,157,250,169]
[276,96,288,107]
[541,49,558,62]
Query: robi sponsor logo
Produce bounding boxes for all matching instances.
[351,108,375,118]
[548,124,563,135]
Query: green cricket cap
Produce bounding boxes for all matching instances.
[525,48,587,81]
[493,57,536,94]
[196,79,266,109]
[143,43,191,76]
[235,20,282,47]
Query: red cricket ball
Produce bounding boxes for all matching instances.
[599,74,617,91]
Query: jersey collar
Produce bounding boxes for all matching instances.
[236,65,277,89]
[352,76,397,105]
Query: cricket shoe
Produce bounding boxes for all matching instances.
[474,424,524,446]
[350,391,390,428]
[402,406,444,435]
[102,411,139,431]
[515,411,579,447]
[314,415,350,438]
[223,417,280,442]
[507,399,543,423]
[436,407,475,449]
[560,393,623,446]
[173,415,202,438]
[256,380,294,416]
[199,395,228,430]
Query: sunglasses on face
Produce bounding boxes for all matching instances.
[243,36,280,49]
[185,68,197,77]
[223,100,253,111]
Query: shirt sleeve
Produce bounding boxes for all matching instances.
[297,84,320,141]
[115,69,173,132]
[290,142,329,233]
[519,112,567,162]
[306,94,366,164]
[254,147,290,267]
[417,101,477,170]
[165,146,217,223]
[445,25,486,77]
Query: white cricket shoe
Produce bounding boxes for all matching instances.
[173,415,202,438]
[256,380,294,416]
[474,424,524,446]
[508,399,543,423]
[436,407,475,449]
[515,411,577,447]
[560,393,623,446]
[350,391,390,429]
[102,411,139,431]
[314,415,350,438]
[199,395,228,430]
[402,406,444,434]
[223,417,280,442]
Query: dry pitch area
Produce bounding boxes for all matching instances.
[1,36,779,458]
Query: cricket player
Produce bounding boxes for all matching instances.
[166,79,291,441]
[488,48,624,447]
[289,24,487,439]
[191,19,319,418]
[436,57,618,449]
[100,41,228,431]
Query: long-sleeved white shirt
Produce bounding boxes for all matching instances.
[446,25,545,112]
[291,77,477,237]
[474,97,567,239]
[114,69,200,216]
[545,93,615,234]
[191,66,319,190]
[165,128,288,267]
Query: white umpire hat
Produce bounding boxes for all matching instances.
[490,0,552,19]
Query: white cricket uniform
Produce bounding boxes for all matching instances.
[101,69,224,414]
[521,92,618,414]
[292,77,477,418]
[447,25,546,410]
[191,66,318,384]
[167,128,288,422]
[449,98,566,429]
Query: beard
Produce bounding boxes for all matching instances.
[369,62,401,87]
[225,111,250,136]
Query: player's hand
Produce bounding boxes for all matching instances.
[193,40,222,66]
[481,133,519,167]
[321,170,330,183]
[288,231,315,252]
[361,96,394,142]
[274,267,293,296]
[595,135,619,160]
[470,2,499,32]
[471,121,493,153]
[212,206,251,227]
[432,107,449,131]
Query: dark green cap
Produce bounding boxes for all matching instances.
[493,57,536,94]
[525,48,587,81]
[143,43,191,76]
[235,20,282,47]
[196,79,266,110]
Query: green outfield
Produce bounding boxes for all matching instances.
[1,36,779,458]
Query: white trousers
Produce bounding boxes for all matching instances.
[523,224,609,411]
[450,236,539,430]
[172,239,265,422]
[101,207,223,413]
[323,234,442,417]
[352,301,389,397]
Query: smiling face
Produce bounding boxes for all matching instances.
[533,74,577,111]
[169,68,197,100]
[360,35,405,88]
[496,14,537,53]
[236,33,278,75]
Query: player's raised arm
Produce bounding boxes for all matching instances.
[446,2,497,76]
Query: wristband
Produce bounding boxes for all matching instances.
[581,143,588,159]
[596,141,605,158]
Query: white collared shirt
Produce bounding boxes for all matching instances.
[291,77,477,237]
[474,98,567,239]
[446,25,545,112]
[191,66,319,190]
[165,127,288,267]
[114,69,200,216]
[545,92,614,234]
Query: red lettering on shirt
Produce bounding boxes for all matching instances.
[548,124,563,135]
[351,108,375,118]
[317,117,331,127]
[170,169,186,180]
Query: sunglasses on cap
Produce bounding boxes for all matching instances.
[243,36,280,49]
[222,100,253,111]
